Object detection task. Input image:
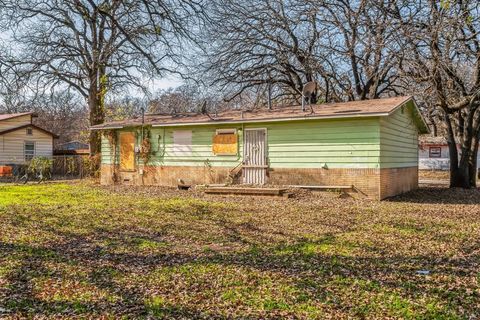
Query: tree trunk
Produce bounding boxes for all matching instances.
[448,141,471,188]
[468,137,478,187]
[88,86,104,156]
[450,161,471,188]
[446,116,472,188]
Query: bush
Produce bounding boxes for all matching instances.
[27,157,53,181]
[81,154,101,178]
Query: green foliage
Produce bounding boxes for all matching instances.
[440,0,450,10]
[26,156,53,181]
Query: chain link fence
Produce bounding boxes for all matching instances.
[51,155,99,180]
[0,155,98,183]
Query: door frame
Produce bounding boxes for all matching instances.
[119,131,136,172]
[242,127,268,184]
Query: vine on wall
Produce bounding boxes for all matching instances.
[103,129,118,182]
[139,127,152,165]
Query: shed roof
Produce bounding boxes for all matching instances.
[90,96,429,133]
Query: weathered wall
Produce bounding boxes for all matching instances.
[100,112,421,199]
[379,101,418,169]
[101,117,382,169]
[101,164,231,186]
[100,164,416,200]
[376,101,420,197]
[268,167,380,197]
[380,167,418,199]
[0,127,53,164]
[418,144,480,170]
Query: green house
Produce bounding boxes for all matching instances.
[91,96,429,199]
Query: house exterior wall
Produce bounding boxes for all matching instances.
[0,115,31,131]
[418,144,480,171]
[0,127,53,164]
[379,102,419,197]
[101,118,382,169]
[100,113,420,199]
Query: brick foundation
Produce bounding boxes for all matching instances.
[101,165,232,187]
[100,165,418,200]
[380,167,418,199]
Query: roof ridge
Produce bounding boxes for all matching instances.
[91,96,415,130]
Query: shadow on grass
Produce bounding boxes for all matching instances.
[1,228,478,319]
[386,186,480,205]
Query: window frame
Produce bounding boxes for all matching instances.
[215,128,237,135]
[26,127,33,135]
[212,128,238,156]
[429,146,442,158]
[172,130,193,156]
[119,131,136,172]
[24,141,35,162]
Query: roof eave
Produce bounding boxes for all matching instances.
[386,97,430,134]
[90,113,393,130]
[149,112,390,128]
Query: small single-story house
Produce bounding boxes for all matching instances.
[0,112,58,164]
[91,96,429,199]
[419,136,480,171]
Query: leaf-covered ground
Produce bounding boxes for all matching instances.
[0,182,479,319]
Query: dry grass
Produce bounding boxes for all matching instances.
[419,170,450,180]
[0,182,479,319]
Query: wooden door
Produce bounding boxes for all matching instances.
[243,129,267,184]
[119,132,135,171]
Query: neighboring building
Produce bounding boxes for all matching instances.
[0,112,58,164]
[91,96,429,200]
[54,141,90,155]
[419,136,480,170]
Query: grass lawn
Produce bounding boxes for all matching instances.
[0,182,479,319]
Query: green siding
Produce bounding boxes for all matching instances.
[101,134,115,164]
[379,102,419,168]
[250,119,380,169]
[101,117,382,169]
[149,124,243,167]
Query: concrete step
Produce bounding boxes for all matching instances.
[204,187,287,197]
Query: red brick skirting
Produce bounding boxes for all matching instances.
[100,165,418,200]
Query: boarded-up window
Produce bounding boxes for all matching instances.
[173,130,192,156]
[120,132,135,171]
[212,129,238,155]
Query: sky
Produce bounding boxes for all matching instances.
[149,76,183,91]
[0,30,184,94]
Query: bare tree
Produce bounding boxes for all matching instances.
[389,0,480,187]
[0,64,31,112]
[199,0,399,104]
[32,91,89,146]
[0,0,206,154]
[105,95,147,122]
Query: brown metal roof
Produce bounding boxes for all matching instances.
[91,96,428,132]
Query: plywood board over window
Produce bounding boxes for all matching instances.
[213,129,238,155]
[120,132,135,171]
[173,130,193,156]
